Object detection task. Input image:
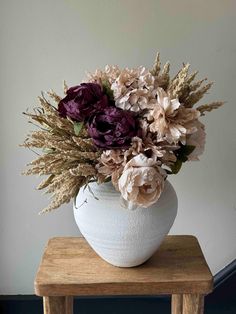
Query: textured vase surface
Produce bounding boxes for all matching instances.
[73,180,178,267]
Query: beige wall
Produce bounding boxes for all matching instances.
[0,0,236,294]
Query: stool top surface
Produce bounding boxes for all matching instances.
[34,236,213,296]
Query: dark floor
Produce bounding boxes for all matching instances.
[0,273,235,314]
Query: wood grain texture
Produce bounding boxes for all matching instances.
[43,296,73,314]
[65,296,73,314]
[34,236,213,296]
[183,294,204,314]
[172,294,183,314]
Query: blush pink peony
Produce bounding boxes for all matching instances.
[118,154,166,209]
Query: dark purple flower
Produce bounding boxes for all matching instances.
[58,83,109,121]
[87,107,138,149]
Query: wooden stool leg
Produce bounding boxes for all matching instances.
[182,294,204,314]
[43,296,73,314]
[172,294,183,314]
[65,296,73,313]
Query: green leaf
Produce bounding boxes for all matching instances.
[170,144,195,174]
[181,155,188,162]
[181,145,195,156]
[102,80,114,101]
[104,176,112,183]
[164,169,173,175]
[170,159,183,174]
[74,121,84,136]
[175,144,196,163]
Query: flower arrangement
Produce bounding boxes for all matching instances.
[22,53,223,213]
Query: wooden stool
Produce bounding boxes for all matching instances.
[34,235,213,314]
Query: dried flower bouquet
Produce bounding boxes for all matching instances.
[22,53,223,214]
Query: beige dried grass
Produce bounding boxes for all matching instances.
[22,91,100,214]
[197,101,225,115]
[150,53,224,117]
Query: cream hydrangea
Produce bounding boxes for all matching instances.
[111,67,157,112]
[118,154,166,210]
[87,65,121,85]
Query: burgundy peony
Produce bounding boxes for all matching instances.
[58,83,109,121]
[87,107,138,149]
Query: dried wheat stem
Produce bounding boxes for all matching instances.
[197,101,225,115]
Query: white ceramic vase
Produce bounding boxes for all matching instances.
[73,180,178,267]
